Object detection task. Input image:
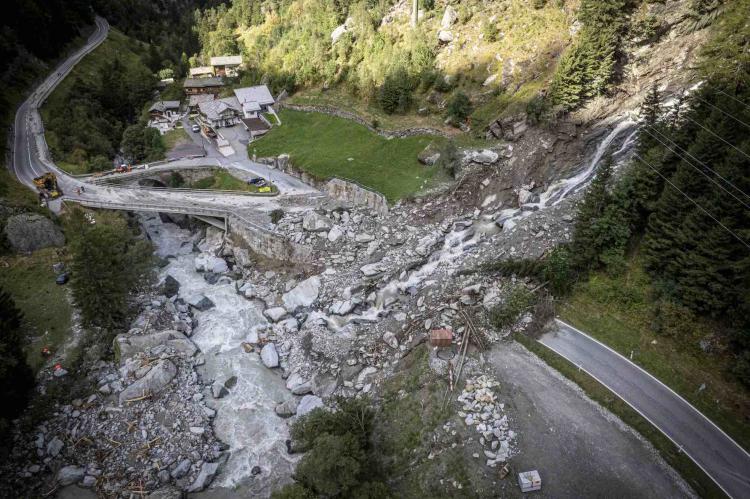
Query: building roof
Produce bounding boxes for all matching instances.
[149,100,181,113]
[198,96,241,121]
[188,94,215,107]
[189,66,214,77]
[233,85,275,111]
[242,117,271,132]
[211,55,243,66]
[183,77,224,88]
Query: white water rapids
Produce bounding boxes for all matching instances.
[139,117,637,496]
[141,216,298,497]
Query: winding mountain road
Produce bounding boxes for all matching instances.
[540,320,750,499]
[9,16,320,223]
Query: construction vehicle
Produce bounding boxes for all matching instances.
[33,172,62,199]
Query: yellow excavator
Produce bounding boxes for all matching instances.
[33,172,62,199]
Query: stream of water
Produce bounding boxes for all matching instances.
[138,118,638,496]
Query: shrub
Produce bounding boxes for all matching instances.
[526,94,550,124]
[542,246,574,295]
[87,155,111,172]
[168,171,185,188]
[0,289,35,424]
[378,68,414,114]
[731,351,750,387]
[294,433,365,496]
[446,92,472,123]
[269,209,284,224]
[277,397,389,497]
[482,21,500,42]
[490,285,535,329]
[66,209,154,330]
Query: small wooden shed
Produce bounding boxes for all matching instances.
[429,328,453,347]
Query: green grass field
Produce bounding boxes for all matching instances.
[559,260,750,451]
[0,247,73,371]
[251,109,448,202]
[190,169,276,193]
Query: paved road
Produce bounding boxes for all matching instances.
[539,320,750,499]
[9,16,320,221]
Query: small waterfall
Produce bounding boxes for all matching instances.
[317,118,641,330]
[535,119,636,208]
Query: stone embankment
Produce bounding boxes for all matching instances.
[257,155,389,216]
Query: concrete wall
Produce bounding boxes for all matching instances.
[258,155,389,215]
[324,178,389,216]
[228,215,313,264]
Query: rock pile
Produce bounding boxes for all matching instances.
[458,375,515,467]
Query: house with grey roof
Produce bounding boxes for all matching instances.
[233,85,275,119]
[210,55,243,77]
[147,100,182,134]
[183,77,224,96]
[148,101,181,120]
[189,66,215,78]
[197,96,242,128]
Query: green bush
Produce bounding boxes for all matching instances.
[490,285,535,329]
[270,209,285,224]
[378,68,414,114]
[446,92,472,123]
[294,433,365,496]
[168,171,185,188]
[542,246,574,295]
[66,209,153,330]
[482,21,500,42]
[277,397,389,498]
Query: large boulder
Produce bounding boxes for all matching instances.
[56,465,85,486]
[162,275,180,298]
[4,213,64,253]
[186,461,221,493]
[417,142,441,166]
[194,254,228,274]
[441,5,458,29]
[302,212,333,233]
[187,294,215,311]
[260,343,279,368]
[114,330,197,364]
[471,149,500,165]
[438,30,454,43]
[118,360,177,404]
[264,306,288,323]
[282,275,321,311]
[275,398,299,418]
[297,395,324,417]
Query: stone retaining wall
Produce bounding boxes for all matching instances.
[228,215,313,264]
[258,155,389,216]
[277,103,451,139]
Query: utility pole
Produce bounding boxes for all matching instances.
[412,0,419,27]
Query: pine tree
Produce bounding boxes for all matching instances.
[0,288,35,425]
[570,154,615,270]
[67,210,154,330]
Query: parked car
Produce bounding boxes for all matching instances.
[191,124,200,133]
[249,177,266,186]
[55,272,69,285]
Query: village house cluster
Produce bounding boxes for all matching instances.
[147,54,279,140]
